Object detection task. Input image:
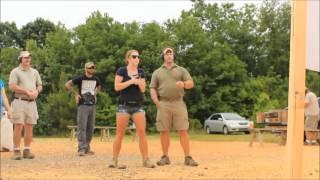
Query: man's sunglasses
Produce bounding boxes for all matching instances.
[87,66,95,69]
[131,55,140,59]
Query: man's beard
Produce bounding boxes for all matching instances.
[87,71,94,76]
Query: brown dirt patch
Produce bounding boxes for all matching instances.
[1,137,319,179]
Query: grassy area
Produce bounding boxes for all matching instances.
[146,130,281,143]
[35,130,283,144]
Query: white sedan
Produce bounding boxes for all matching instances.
[204,113,251,135]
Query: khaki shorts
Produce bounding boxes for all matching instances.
[11,99,38,125]
[305,115,319,129]
[156,100,189,131]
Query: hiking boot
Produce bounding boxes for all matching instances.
[143,158,156,168]
[311,140,319,146]
[184,156,199,166]
[108,159,126,169]
[23,149,35,159]
[85,150,95,155]
[11,150,21,160]
[78,151,85,157]
[156,155,170,166]
[304,140,312,146]
[1,147,10,152]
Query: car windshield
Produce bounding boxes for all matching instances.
[223,113,246,120]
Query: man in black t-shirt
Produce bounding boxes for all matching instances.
[65,62,101,156]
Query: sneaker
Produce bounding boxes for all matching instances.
[184,156,199,166]
[311,140,319,146]
[143,158,156,168]
[85,150,95,155]
[108,159,126,169]
[1,147,10,152]
[78,151,85,156]
[11,150,22,160]
[305,140,312,146]
[22,149,35,159]
[156,155,170,166]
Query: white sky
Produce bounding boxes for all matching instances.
[1,0,263,29]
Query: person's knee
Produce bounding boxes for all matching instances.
[115,130,126,139]
[137,129,146,137]
[14,124,23,131]
[160,131,170,136]
[178,130,188,135]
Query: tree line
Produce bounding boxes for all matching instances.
[0,0,319,135]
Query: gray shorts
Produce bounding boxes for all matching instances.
[11,99,38,125]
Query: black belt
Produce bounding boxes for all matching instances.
[119,100,142,106]
[14,97,35,102]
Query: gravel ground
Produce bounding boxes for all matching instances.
[1,137,319,179]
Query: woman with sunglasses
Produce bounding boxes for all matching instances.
[110,50,155,169]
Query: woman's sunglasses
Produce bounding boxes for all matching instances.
[131,55,140,59]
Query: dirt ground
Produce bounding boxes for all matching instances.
[1,137,319,180]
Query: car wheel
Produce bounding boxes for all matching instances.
[245,131,250,134]
[223,126,229,135]
[206,126,212,134]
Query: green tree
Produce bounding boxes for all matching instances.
[20,18,56,48]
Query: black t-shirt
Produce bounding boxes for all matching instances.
[116,66,144,104]
[72,75,101,96]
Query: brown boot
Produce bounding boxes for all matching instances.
[143,158,156,168]
[23,149,35,159]
[108,159,127,169]
[11,150,22,160]
[156,155,170,166]
[184,156,199,166]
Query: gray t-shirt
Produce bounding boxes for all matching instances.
[9,66,42,99]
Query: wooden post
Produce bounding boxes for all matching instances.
[285,0,307,179]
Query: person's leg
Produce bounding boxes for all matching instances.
[23,124,33,147]
[177,130,190,156]
[173,100,198,166]
[160,131,170,156]
[11,99,25,159]
[306,115,319,144]
[77,105,89,154]
[13,124,23,150]
[132,111,155,168]
[112,113,129,160]
[23,123,35,159]
[155,101,172,166]
[132,112,148,160]
[156,101,172,157]
[12,123,23,160]
[310,117,319,142]
[86,105,96,153]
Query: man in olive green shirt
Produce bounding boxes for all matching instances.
[150,47,198,166]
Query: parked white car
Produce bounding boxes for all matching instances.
[204,113,250,135]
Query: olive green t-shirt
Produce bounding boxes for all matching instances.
[9,66,42,99]
[150,64,192,99]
